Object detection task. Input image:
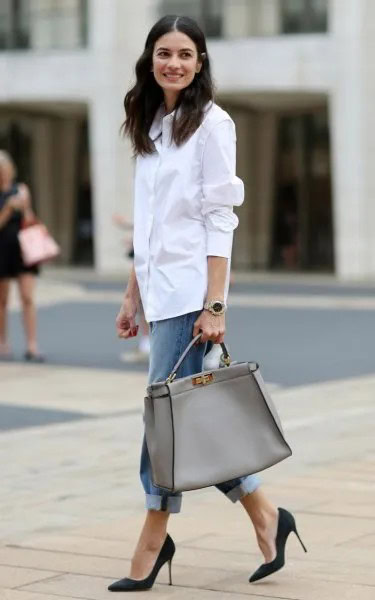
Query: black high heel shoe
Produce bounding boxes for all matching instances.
[249,507,307,583]
[108,534,175,592]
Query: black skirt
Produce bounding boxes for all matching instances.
[0,184,39,279]
[0,236,39,279]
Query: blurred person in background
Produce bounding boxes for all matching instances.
[109,15,305,593]
[0,151,44,362]
[112,212,150,362]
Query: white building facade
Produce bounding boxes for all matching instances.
[0,0,373,278]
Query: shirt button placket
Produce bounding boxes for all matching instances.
[147,144,162,315]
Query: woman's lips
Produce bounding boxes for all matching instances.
[163,73,183,80]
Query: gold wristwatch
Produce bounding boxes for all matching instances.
[203,299,227,316]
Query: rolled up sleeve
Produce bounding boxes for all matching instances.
[202,118,244,258]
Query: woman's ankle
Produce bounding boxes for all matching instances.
[138,533,166,552]
[137,511,169,550]
[241,489,277,523]
[252,506,278,529]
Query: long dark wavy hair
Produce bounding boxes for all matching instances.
[123,15,215,156]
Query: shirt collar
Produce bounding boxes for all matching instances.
[149,104,177,141]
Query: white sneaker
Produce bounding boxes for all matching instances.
[138,335,150,355]
[120,349,149,364]
[203,344,225,370]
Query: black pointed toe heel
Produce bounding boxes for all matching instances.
[249,507,307,583]
[108,534,175,592]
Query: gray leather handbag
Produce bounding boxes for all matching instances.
[144,334,292,493]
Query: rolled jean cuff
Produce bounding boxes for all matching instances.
[225,475,261,503]
[145,493,182,514]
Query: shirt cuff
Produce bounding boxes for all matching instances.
[206,229,233,258]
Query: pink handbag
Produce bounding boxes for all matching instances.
[18,222,60,266]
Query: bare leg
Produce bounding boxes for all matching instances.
[17,274,38,354]
[129,511,170,580]
[240,488,279,563]
[0,279,11,355]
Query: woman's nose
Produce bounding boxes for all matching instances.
[167,55,181,69]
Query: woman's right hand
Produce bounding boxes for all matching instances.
[116,296,139,339]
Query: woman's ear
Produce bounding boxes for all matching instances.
[196,52,206,72]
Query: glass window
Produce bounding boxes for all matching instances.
[0,0,30,49]
[158,0,328,38]
[0,0,88,50]
[281,0,327,34]
[272,110,333,271]
[159,0,223,38]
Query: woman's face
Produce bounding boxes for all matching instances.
[152,31,202,96]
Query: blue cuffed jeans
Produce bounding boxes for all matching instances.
[140,310,261,513]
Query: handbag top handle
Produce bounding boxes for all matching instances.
[166,333,231,384]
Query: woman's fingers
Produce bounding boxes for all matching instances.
[192,319,201,338]
[193,311,225,343]
[116,312,138,338]
[118,325,139,338]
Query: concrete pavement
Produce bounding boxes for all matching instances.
[7,271,375,385]
[1,359,374,599]
[1,271,375,599]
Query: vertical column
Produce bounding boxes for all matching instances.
[256,0,281,36]
[231,109,255,269]
[223,0,280,38]
[253,113,277,269]
[54,118,80,263]
[330,0,375,277]
[88,0,155,273]
[89,94,133,273]
[30,118,56,233]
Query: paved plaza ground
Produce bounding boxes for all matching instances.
[1,271,374,599]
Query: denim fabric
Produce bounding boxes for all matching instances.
[140,310,260,513]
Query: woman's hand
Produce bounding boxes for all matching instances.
[7,185,32,214]
[7,195,27,211]
[193,310,225,344]
[116,295,139,339]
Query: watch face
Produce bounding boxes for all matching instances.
[212,301,223,313]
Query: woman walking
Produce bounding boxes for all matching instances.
[112,15,306,592]
[0,151,43,362]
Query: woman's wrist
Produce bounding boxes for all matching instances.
[124,288,139,302]
[124,282,140,304]
[206,256,227,304]
[123,265,140,302]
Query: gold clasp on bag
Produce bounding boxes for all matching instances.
[221,354,231,367]
[192,373,214,386]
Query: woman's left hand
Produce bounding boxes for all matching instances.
[18,185,35,222]
[193,310,225,344]
[17,185,31,209]
[8,185,32,216]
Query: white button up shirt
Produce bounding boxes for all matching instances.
[133,102,244,323]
